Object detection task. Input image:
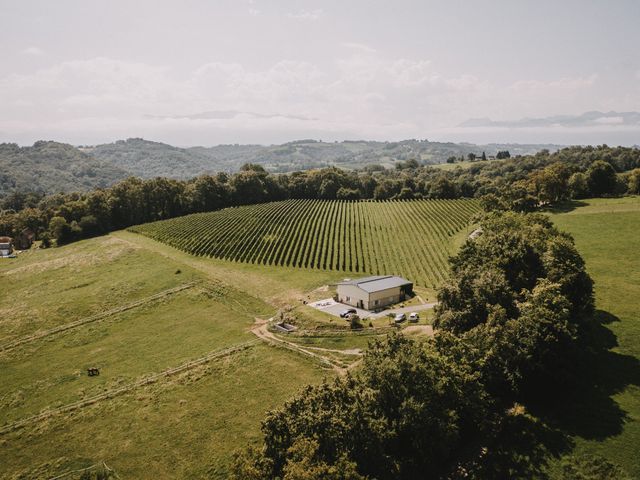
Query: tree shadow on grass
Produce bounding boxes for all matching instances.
[478,412,573,479]
[476,310,640,478]
[527,310,640,441]
[541,200,590,214]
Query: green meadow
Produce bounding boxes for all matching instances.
[546,197,640,478]
[0,197,637,478]
[0,235,332,478]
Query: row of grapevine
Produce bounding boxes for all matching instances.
[129,199,481,287]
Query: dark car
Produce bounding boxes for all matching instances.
[340,308,357,318]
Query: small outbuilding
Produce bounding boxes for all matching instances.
[336,275,413,311]
[0,236,13,257]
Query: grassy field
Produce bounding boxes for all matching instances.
[430,158,504,171]
[0,344,324,479]
[1,196,637,479]
[129,199,480,288]
[0,235,334,479]
[546,196,640,478]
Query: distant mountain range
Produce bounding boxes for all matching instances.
[1,137,562,196]
[84,137,561,180]
[459,111,640,129]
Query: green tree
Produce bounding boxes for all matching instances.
[79,215,100,237]
[236,335,493,480]
[587,160,617,196]
[48,216,73,244]
[568,172,590,199]
[625,168,640,194]
[336,187,360,200]
[282,439,366,480]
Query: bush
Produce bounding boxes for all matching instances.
[349,315,363,330]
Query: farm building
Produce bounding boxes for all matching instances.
[336,275,413,311]
[0,236,13,257]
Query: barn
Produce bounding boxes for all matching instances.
[336,275,413,311]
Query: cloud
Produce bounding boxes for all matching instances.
[341,42,377,54]
[286,9,324,20]
[21,46,44,56]
[0,52,630,146]
[509,74,598,93]
[248,8,260,16]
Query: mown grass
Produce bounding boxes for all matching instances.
[545,196,640,478]
[0,236,200,343]
[0,233,342,479]
[0,287,261,424]
[114,230,344,308]
[0,344,325,479]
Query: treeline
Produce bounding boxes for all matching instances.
[230,212,625,479]
[1,145,639,245]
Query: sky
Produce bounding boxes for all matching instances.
[1,0,639,146]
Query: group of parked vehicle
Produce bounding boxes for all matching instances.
[339,309,420,323]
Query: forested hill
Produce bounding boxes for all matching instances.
[0,141,129,196]
[86,137,560,178]
[0,137,561,196]
[84,138,219,180]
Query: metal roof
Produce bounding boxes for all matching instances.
[338,275,412,293]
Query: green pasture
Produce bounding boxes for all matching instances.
[0,232,345,479]
[546,196,640,478]
[0,344,325,479]
[2,196,636,479]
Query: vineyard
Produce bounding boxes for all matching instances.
[129,199,480,287]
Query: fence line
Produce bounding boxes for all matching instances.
[48,461,121,480]
[0,283,197,353]
[0,340,258,435]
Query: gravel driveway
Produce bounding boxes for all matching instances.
[308,298,437,319]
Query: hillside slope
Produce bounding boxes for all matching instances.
[0,141,129,196]
[0,233,333,479]
[129,198,480,288]
[84,138,217,179]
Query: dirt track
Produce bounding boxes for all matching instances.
[250,318,362,375]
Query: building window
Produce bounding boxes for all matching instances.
[374,300,379,306]
[346,296,350,302]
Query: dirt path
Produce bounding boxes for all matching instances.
[250,318,361,375]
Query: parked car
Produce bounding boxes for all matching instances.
[394,313,407,323]
[409,312,420,322]
[340,308,357,318]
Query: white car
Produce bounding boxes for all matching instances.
[394,313,407,323]
[409,312,420,322]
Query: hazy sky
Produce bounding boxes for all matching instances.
[1,0,639,146]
